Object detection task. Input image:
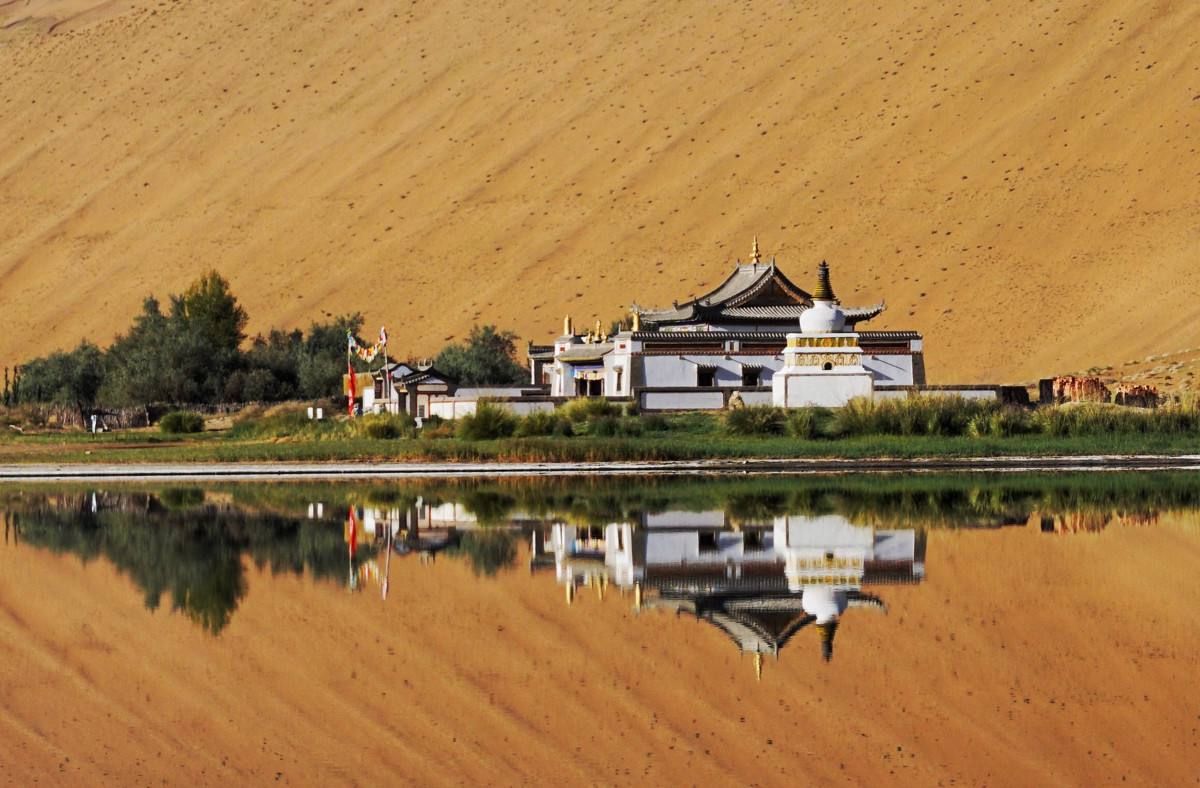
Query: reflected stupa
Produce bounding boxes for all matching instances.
[531,511,924,673]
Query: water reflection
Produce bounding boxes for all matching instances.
[531,514,923,673]
[3,472,1199,646]
[1,490,371,633]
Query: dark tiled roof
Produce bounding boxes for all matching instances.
[638,261,813,325]
[395,367,456,387]
[631,329,921,343]
[717,305,808,319]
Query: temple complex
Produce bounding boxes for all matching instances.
[531,239,928,410]
[362,237,1020,417]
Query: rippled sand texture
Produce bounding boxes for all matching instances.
[1,515,1198,785]
[1,1,1199,385]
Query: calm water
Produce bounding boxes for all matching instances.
[4,472,1199,666]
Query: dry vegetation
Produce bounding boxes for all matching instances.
[1,1,1198,388]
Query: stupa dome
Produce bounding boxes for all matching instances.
[800,300,846,333]
[802,585,847,624]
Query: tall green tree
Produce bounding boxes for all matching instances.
[434,325,527,386]
[15,341,105,419]
[100,296,177,406]
[168,271,248,402]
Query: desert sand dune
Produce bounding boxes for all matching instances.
[0,0,1198,385]
[1,515,1198,785]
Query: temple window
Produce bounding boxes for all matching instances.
[741,368,761,386]
[697,367,717,387]
[822,362,834,371]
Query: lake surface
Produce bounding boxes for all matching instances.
[2,472,1199,785]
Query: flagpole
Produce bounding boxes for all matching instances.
[382,345,391,414]
[379,326,391,414]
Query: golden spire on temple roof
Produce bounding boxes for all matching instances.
[750,236,762,265]
[754,652,764,681]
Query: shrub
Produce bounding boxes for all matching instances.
[833,397,882,436]
[1031,403,1200,437]
[457,401,517,440]
[159,411,204,434]
[517,410,574,437]
[787,408,821,439]
[353,413,415,440]
[624,401,641,417]
[420,421,457,440]
[561,397,619,423]
[640,413,670,432]
[833,396,998,438]
[723,406,787,436]
[228,407,311,438]
[967,407,1035,438]
[618,417,644,437]
[588,414,622,437]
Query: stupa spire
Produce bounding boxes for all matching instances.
[813,261,836,302]
[750,236,762,265]
[818,621,838,662]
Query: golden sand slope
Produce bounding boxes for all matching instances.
[1,1,1198,385]
[1,518,1199,786]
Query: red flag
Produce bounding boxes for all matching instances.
[347,359,357,417]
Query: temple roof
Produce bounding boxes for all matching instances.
[629,329,920,343]
[636,260,813,327]
[633,248,885,329]
[645,594,816,655]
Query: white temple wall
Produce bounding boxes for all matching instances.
[426,397,556,419]
[641,390,726,410]
[644,511,727,529]
[863,353,916,386]
[773,369,874,408]
[645,531,745,565]
[640,355,782,388]
[739,391,774,406]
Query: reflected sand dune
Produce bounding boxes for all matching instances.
[3,473,1200,784]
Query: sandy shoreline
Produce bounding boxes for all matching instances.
[1,454,1199,481]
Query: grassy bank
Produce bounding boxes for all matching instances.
[1,399,1197,464]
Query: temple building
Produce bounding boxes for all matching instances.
[531,239,928,410]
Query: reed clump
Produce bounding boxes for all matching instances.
[456,401,517,440]
[723,406,787,436]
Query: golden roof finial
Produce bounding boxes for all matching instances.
[754,652,764,681]
[751,236,762,265]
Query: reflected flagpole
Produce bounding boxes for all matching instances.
[382,518,392,600]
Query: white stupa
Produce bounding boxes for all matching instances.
[772,262,876,408]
